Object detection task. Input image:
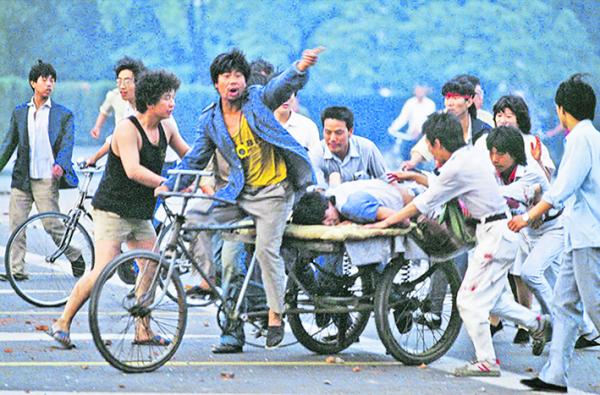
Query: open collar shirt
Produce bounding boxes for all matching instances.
[27,97,54,179]
[543,119,600,251]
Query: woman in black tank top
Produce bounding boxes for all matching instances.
[92,115,167,219]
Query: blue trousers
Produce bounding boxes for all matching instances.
[539,247,600,387]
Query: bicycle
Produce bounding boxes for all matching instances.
[88,169,464,373]
[3,163,102,307]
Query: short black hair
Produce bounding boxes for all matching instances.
[555,73,596,121]
[422,112,466,153]
[486,126,527,166]
[321,106,354,130]
[29,60,57,88]
[210,48,251,85]
[492,95,532,134]
[442,77,477,118]
[292,192,330,225]
[250,58,274,78]
[114,56,146,80]
[454,74,480,89]
[135,70,181,113]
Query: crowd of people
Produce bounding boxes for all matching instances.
[0,49,598,393]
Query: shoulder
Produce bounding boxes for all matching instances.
[161,116,179,135]
[291,111,318,128]
[473,117,491,131]
[52,102,74,116]
[353,135,379,151]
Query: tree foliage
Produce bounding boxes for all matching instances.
[1,0,599,132]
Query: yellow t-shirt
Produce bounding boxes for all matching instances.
[232,115,287,187]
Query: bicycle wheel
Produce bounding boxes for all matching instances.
[89,250,187,373]
[374,257,462,365]
[286,259,372,354]
[4,211,94,307]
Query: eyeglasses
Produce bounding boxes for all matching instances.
[116,78,134,87]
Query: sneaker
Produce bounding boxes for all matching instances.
[530,314,551,356]
[414,312,441,330]
[513,327,530,344]
[454,360,501,377]
[574,335,600,349]
[70,256,86,277]
[490,320,504,337]
[265,323,285,349]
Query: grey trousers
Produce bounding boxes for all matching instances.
[540,247,600,387]
[188,181,294,314]
[8,179,81,274]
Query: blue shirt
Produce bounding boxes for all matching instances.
[543,119,600,251]
[326,179,405,223]
[165,63,315,208]
[310,135,388,188]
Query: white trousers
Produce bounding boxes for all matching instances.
[457,220,540,362]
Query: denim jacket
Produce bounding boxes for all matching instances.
[166,63,316,207]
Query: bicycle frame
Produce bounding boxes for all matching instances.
[47,165,103,263]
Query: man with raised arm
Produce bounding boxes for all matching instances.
[156,47,322,349]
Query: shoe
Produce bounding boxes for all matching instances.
[575,335,600,349]
[530,314,551,356]
[132,335,171,346]
[45,327,74,349]
[520,377,567,393]
[414,312,441,330]
[0,272,30,282]
[513,327,530,344]
[490,320,503,337]
[212,343,243,354]
[186,285,212,296]
[70,256,86,277]
[454,360,501,377]
[265,322,285,349]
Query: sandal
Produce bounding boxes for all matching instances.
[132,334,172,346]
[46,328,75,349]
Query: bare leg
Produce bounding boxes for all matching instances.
[53,240,122,332]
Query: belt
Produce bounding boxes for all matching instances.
[465,212,508,227]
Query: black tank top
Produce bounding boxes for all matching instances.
[92,116,167,219]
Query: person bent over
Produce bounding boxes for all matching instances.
[367,112,550,377]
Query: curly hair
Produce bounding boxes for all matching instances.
[135,70,181,113]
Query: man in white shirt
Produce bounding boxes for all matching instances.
[274,92,320,153]
[511,74,600,393]
[388,84,435,161]
[368,112,550,378]
[403,77,491,170]
[310,106,388,188]
[0,60,81,281]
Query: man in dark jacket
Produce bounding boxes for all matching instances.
[0,60,81,281]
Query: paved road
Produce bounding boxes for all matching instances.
[0,153,599,394]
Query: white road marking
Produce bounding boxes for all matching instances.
[0,332,217,342]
